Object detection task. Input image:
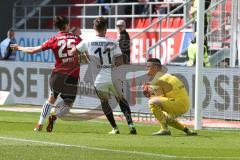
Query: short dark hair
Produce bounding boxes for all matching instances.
[54,16,69,30]
[93,17,107,31]
[147,58,162,67]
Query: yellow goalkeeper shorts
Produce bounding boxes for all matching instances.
[149,96,190,116]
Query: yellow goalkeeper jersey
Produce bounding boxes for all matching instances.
[150,71,190,106]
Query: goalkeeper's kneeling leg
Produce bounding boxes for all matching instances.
[165,114,185,131]
[149,99,168,131]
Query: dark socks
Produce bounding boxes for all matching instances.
[183,127,189,133]
[119,98,133,125]
[105,112,117,128]
[101,100,117,128]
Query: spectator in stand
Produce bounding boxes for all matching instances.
[123,0,135,15]
[97,0,119,27]
[97,0,119,15]
[187,38,211,67]
[152,0,183,15]
[135,0,155,15]
[152,0,168,15]
[190,0,211,36]
[116,20,130,64]
[122,0,155,25]
[0,29,17,60]
[170,0,183,14]
[122,0,135,26]
[187,0,211,67]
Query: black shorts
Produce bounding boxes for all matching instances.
[49,72,79,104]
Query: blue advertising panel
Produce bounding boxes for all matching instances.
[15,31,56,63]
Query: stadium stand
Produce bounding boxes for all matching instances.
[133,17,183,29]
[12,0,233,67]
[43,0,95,29]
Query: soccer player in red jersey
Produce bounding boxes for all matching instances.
[11,16,81,132]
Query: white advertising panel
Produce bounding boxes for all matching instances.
[1,61,240,120]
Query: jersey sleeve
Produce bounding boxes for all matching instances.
[41,37,55,51]
[76,40,88,54]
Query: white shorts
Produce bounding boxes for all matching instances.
[94,80,123,99]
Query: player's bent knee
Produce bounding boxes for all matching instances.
[148,97,163,108]
[48,95,57,104]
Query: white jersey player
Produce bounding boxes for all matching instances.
[71,17,137,135]
[76,35,121,90]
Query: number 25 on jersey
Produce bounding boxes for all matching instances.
[57,39,75,58]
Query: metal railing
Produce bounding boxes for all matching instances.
[145,0,227,60]
[12,0,233,66]
[131,0,191,40]
[13,0,51,29]
[12,2,186,30]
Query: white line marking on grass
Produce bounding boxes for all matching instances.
[0,136,239,159]
[0,136,175,158]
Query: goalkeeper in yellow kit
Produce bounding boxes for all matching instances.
[144,58,197,136]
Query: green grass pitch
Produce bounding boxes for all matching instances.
[0,109,240,160]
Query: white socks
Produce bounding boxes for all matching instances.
[38,101,53,125]
[55,104,70,117]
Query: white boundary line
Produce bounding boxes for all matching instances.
[0,136,239,159]
[0,136,175,158]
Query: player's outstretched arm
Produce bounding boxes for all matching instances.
[10,44,42,54]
